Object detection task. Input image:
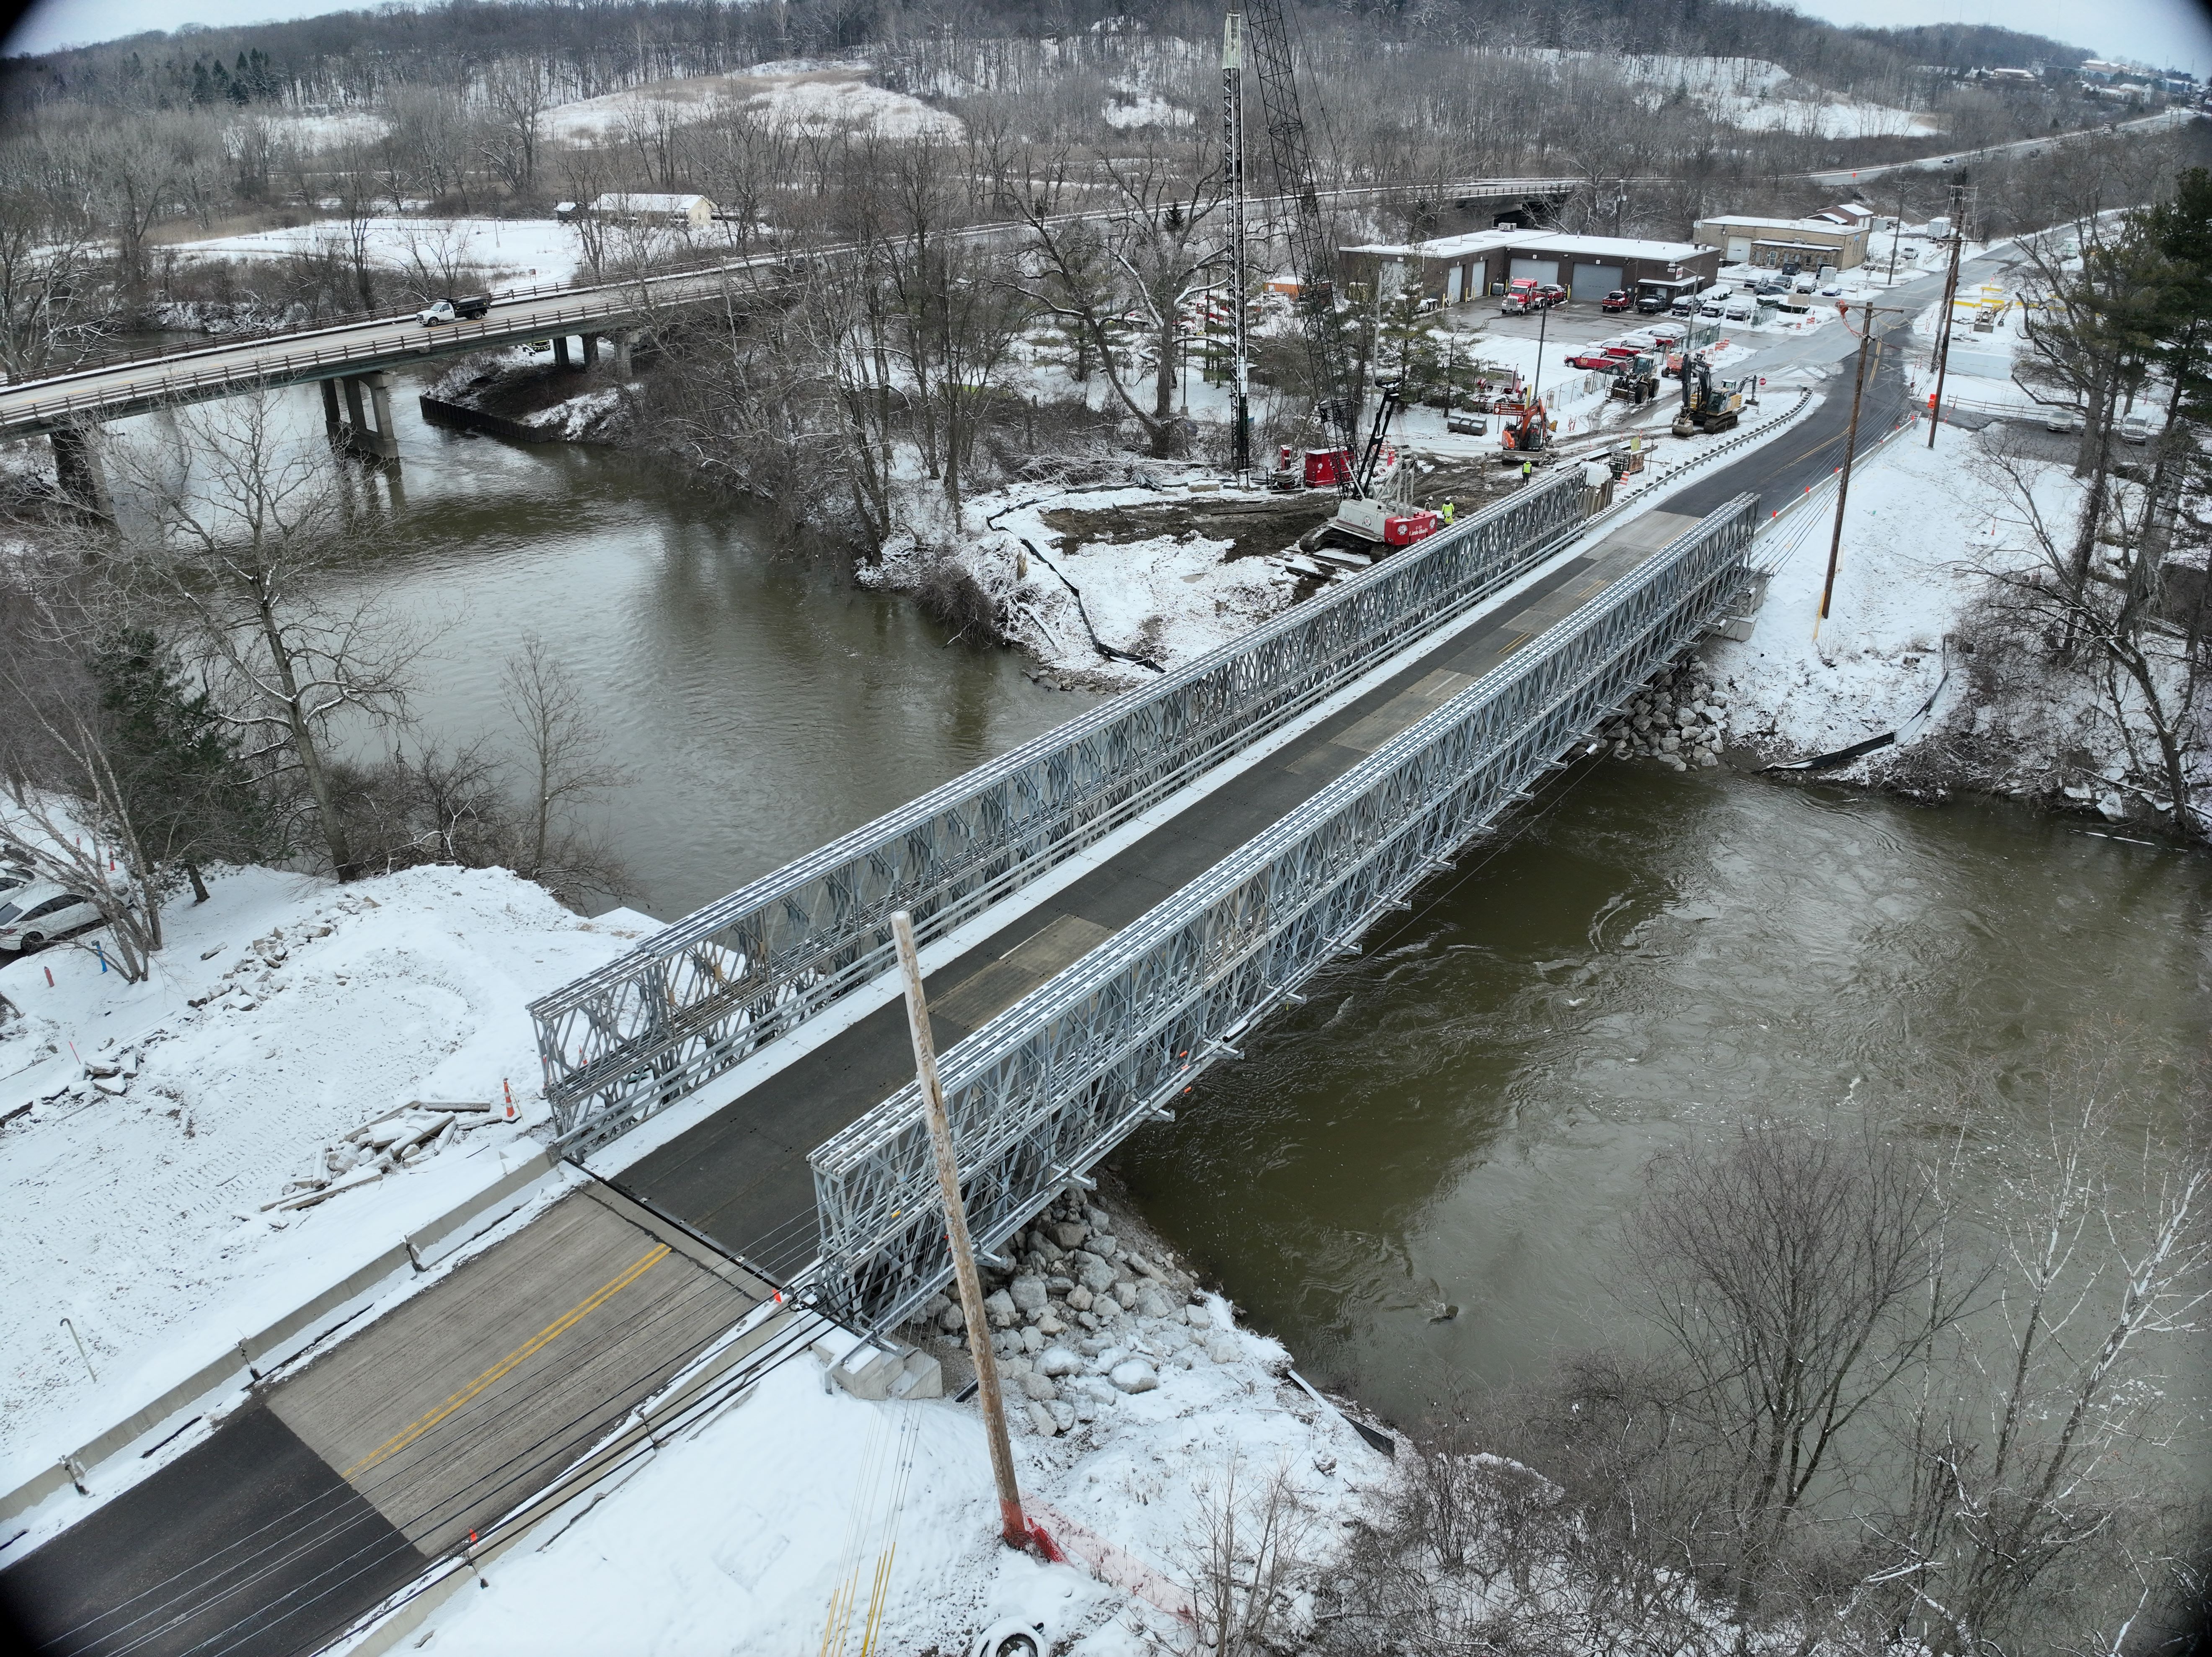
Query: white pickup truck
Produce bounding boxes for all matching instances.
[416,294,493,326]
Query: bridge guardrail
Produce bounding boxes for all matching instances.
[810,493,1762,1329]
[530,470,1587,1155]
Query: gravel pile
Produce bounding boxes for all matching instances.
[1599,660,1731,771]
[910,1192,1275,1440]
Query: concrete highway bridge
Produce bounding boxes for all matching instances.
[0,236,1929,1657]
[0,175,1588,474]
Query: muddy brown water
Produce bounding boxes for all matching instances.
[137,375,2212,1461]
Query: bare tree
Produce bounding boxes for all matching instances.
[499,635,630,906]
[1018,142,1224,459]
[1874,1040,2212,1657]
[1627,1116,1984,1628]
[1177,1456,1315,1657]
[107,392,419,879]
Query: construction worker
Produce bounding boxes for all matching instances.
[1519,459,1533,483]
[1439,499,1456,524]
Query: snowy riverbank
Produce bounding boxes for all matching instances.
[0,864,652,1485]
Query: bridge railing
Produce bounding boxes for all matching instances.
[532,471,1588,1155]
[808,493,1760,1329]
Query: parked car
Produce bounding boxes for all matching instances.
[1635,291,1669,314]
[1644,321,1687,345]
[1722,296,1755,321]
[1793,274,1817,293]
[0,864,31,901]
[416,293,493,326]
[2043,407,2086,434]
[1699,300,1726,318]
[1566,350,1619,370]
[1669,296,1700,317]
[0,883,98,952]
[2119,411,2155,444]
[1754,280,1791,299]
[1819,281,1843,296]
[1600,288,1636,313]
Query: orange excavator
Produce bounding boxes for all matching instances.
[1497,395,1554,456]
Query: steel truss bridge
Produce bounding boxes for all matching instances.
[533,479,1760,1328]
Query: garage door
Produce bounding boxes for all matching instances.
[1508,257,1559,286]
[1571,262,1622,302]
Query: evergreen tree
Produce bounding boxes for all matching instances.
[89,628,269,901]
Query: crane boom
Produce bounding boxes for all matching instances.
[1240,0,1363,498]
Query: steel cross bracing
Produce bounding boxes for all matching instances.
[808,496,1760,1329]
[530,473,1585,1155]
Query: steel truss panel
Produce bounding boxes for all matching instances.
[809,497,1760,1329]
[532,473,1587,1154]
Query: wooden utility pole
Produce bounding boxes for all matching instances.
[1926,183,1967,449]
[1817,302,1881,630]
[889,910,1028,1551]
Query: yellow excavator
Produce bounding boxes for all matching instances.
[1671,355,1747,436]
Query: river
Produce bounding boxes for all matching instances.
[146,375,2212,1446]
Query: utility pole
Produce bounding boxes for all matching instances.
[1885,185,1907,284]
[889,910,1029,1551]
[1925,182,1968,449]
[1222,11,1251,483]
[1818,302,1882,630]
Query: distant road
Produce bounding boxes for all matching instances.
[1803,106,2199,190]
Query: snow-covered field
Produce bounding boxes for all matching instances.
[162,215,581,289]
[383,1198,1387,1656]
[0,864,651,1484]
[1505,49,1942,139]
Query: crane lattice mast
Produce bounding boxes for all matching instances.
[1240,0,1364,498]
[1222,13,1252,482]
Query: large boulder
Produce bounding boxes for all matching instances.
[1109,1358,1160,1394]
[1009,1275,1050,1315]
[984,1288,1018,1329]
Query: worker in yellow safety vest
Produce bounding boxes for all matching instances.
[1439,500,1455,524]
[1519,460,1533,482]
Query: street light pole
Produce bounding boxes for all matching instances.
[889,910,1030,1551]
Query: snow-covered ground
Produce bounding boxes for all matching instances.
[543,62,959,143]
[159,216,581,290]
[0,864,653,1484]
[1503,48,1942,138]
[1707,424,2004,760]
[382,1195,1389,1656]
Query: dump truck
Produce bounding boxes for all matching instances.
[416,294,493,326]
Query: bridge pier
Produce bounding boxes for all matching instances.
[580,332,599,369]
[552,336,572,370]
[613,330,634,378]
[49,423,111,519]
[324,372,401,463]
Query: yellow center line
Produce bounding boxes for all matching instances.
[341,1243,671,1481]
[1499,631,1533,656]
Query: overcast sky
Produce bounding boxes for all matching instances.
[5,0,2209,74]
